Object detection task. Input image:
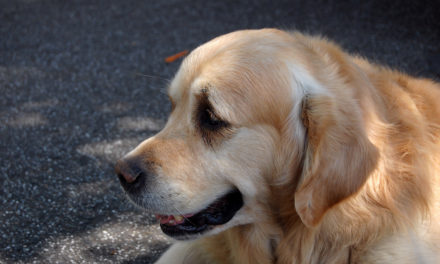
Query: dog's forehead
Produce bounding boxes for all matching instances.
[169,29,291,99]
[168,32,248,100]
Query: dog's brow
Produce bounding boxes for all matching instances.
[195,88,228,120]
[195,89,210,105]
[196,88,218,111]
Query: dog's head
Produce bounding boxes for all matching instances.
[115,29,378,240]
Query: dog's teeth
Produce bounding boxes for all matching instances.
[174,215,183,222]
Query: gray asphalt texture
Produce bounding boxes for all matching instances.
[1,0,439,263]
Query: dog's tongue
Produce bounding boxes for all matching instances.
[155,214,194,226]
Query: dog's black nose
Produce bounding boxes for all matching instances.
[115,158,145,187]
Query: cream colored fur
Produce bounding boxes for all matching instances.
[124,29,440,263]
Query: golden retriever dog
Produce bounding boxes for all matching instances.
[115,29,440,263]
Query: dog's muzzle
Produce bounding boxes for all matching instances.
[115,158,244,239]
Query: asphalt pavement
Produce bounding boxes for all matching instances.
[1,0,439,263]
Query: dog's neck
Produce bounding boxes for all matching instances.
[198,206,353,264]
[197,221,282,264]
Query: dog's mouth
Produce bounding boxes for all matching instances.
[155,189,243,239]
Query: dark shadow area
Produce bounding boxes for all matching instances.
[0,0,439,263]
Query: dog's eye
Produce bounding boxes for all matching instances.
[195,94,231,145]
[199,107,227,131]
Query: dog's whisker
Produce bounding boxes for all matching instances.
[133,71,172,98]
[134,72,171,82]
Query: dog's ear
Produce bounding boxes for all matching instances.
[295,95,378,227]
